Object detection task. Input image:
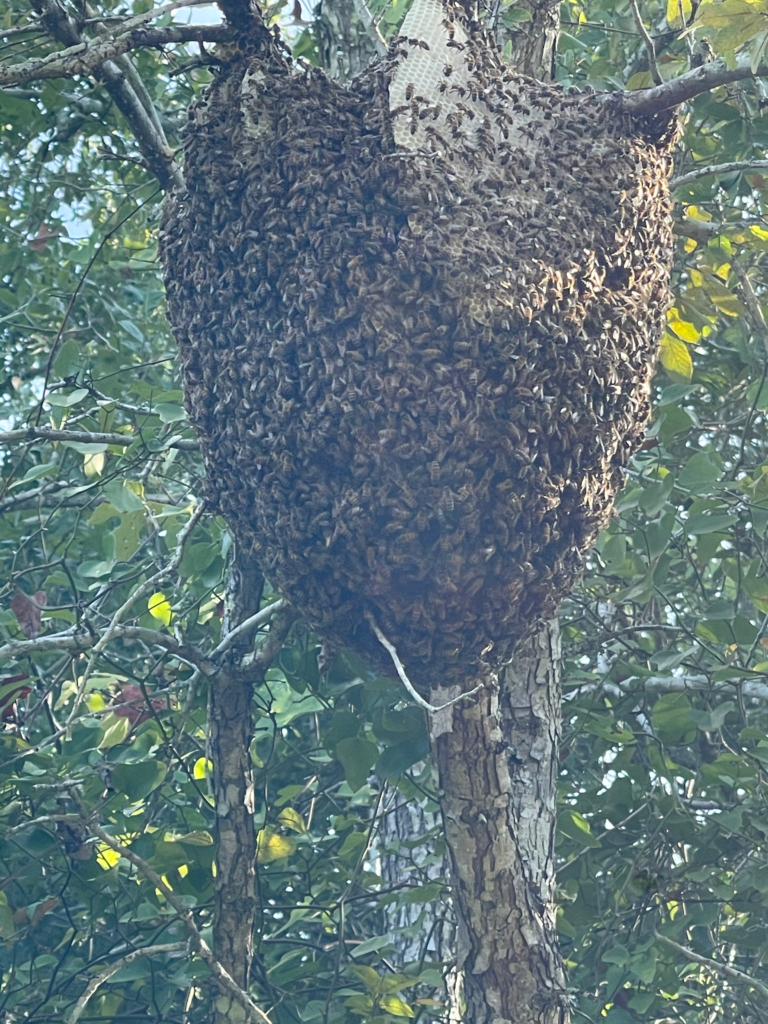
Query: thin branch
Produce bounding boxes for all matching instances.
[211,598,285,659]
[611,673,768,703]
[675,216,723,242]
[672,158,768,190]
[654,931,768,1002]
[350,0,386,55]
[627,0,660,86]
[0,426,198,451]
[5,812,82,836]
[77,808,273,1024]
[0,20,233,88]
[0,625,213,673]
[67,944,187,1024]
[622,52,767,115]
[62,502,204,730]
[364,611,484,713]
[731,259,768,359]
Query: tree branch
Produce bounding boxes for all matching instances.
[1,21,234,89]
[672,158,768,190]
[654,931,768,1002]
[0,426,198,451]
[79,810,274,1024]
[67,944,187,1024]
[0,624,214,674]
[622,52,766,115]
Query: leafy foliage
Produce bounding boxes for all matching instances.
[2,0,768,1022]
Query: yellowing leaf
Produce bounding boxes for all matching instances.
[193,757,212,779]
[380,995,415,1018]
[751,224,768,240]
[83,450,105,477]
[257,829,297,863]
[689,268,704,286]
[97,844,121,869]
[668,312,701,343]
[684,237,697,253]
[148,592,172,626]
[693,0,768,52]
[685,205,712,222]
[277,807,307,834]
[660,333,694,380]
[667,0,693,29]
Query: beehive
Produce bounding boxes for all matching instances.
[160,1,675,690]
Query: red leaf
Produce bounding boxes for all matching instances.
[11,591,47,639]
[111,684,164,726]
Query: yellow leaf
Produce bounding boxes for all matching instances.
[379,995,415,1018]
[83,451,105,477]
[660,333,694,380]
[667,0,693,29]
[685,205,712,222]
[684,237,697,253]
[148,592,172,626]
[689,268,704,286]
[193,757,212,779]
[97,845,121,869]
[751,224,768,240]
[257,829,297,863]
[278,807,308,834]
[668,312,701,343]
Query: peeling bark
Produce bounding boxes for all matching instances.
[433,623,568,1024]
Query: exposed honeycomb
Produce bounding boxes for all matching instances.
[160,3,675,690]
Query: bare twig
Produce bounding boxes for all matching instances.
[731,260,768,359]
[5,15,233,88]
[364,611,484,713]
[211,598,285,659]
[0,426,198,451]
[63,502,204,730]
[0,625,213,673]
[654,931,768,1002]
[77,809,273,1024]
[628,0,661,85]
[67,944,187,1024]
[672,158,768,190]
[350,0,386,54]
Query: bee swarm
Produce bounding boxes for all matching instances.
[160,4,675,690]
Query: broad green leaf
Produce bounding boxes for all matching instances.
[336,736,378,792]
[379,995,414,1017]
[375,733,430,779]
[111,760,167,800]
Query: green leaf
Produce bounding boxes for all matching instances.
[111,760,167,800]
[678,452,723,494]
[47,387,89,408]
[375,733,430,779]
[559,809,601,848]
[651,693,698,744]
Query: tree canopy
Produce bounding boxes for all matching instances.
[3,1,768,1022]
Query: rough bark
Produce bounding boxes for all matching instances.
[433,623,568,1024]
[425,5,570,1022]
[210,554,263,1021]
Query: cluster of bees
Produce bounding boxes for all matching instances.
[161,1,676,691]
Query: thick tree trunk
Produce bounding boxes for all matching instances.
[433,623,568,1024]
[210,555,263,1021]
